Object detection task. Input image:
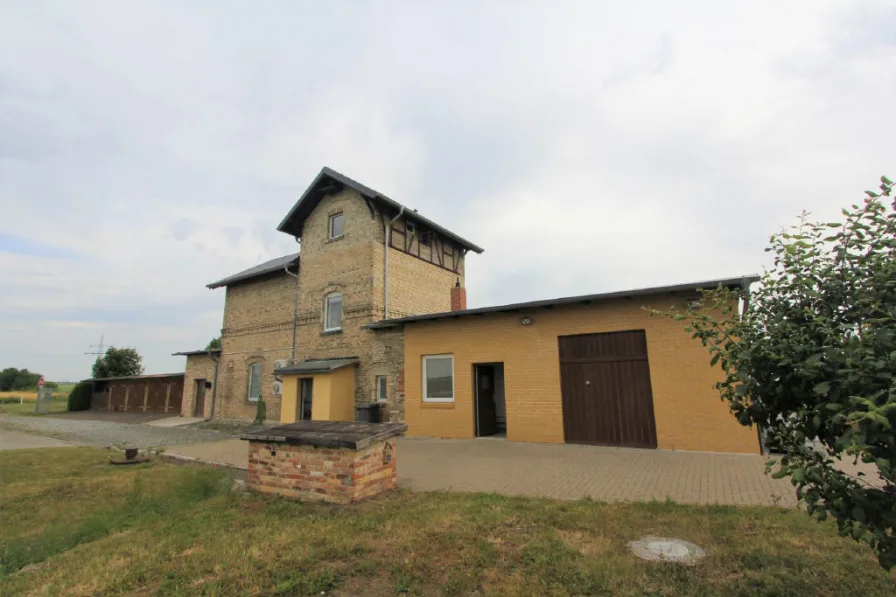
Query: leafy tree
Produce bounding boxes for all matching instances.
[92,347,144,379]
[0,368,18,391]
[661,176,895,568]
[206,337,222,350]
[0,367,42,391]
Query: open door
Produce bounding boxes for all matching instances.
[475,364,498,437]
[299,378,313,421]
[194,379,206,417]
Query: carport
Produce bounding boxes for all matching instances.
[87,373,185,414]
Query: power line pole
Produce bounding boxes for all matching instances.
[85,334,106,362]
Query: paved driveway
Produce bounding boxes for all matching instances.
[0,415,226,448]
[0,427,72,450]
[165,436,799,507]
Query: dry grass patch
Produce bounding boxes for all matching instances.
[1,449,894,596]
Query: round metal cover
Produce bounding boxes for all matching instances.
[629,537,706,565]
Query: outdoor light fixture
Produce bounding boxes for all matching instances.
[520,316,534,326]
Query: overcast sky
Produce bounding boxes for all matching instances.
[1,1,894,381]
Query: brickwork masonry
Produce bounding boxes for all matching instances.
[246,438,398,503]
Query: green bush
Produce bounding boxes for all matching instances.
[66,382,93,411]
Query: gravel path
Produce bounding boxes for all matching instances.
[0,415,228,448]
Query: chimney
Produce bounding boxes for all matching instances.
[450,278,467,311]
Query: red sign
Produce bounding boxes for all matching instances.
[38,377,45,387]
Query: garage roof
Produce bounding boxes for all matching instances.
[85,372,186,382]
[368,275,760,329]
[273,357,360,376]
[207,253,299,289]
[277,167,484,254]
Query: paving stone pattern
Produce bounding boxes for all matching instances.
[166,436,801,506]
[0,415,227,448]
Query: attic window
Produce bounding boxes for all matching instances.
[405,222,415,235]
[328,212,344,239]
[419,230,432,245]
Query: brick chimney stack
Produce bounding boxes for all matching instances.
[450,278,467,312]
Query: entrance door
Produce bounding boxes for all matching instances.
[299,378,313,421]
[475,364,498,436]
[559,330,658,448]
[194,379,206,417]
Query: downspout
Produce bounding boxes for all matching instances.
[207,349,220,420]
[384,206,405,319]
[284,239,301,361]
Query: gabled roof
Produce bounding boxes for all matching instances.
[207,253,299,289]
[368,275,759,328]
[277,167,484,254]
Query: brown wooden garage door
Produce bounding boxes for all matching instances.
[559,330,658,448]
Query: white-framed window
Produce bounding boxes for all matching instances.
[423,354,454,402]
[247,362,262,402]
[328,212,344,239]
[324,292,343,332]
[376,375,388,402]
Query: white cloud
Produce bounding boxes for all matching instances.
[0,0,894,379]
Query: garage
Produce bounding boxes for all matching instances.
[90,373,185,414]
[558,330,658,448]
[377,275,763,454]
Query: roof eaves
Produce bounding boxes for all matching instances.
[273,357,360,376]
[87,372,187,382]
[368,275,760,329]
[277,167,484,253]
[206,253,299,289]
[172,349,222,357]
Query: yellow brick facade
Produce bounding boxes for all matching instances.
[210,186,469,422]
[216,273,296,421]
[403,295,760,454]
[181,353,217,418]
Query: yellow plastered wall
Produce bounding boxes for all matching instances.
[403,295,760,454]
[280,376,299,423]
[328,367,357,421]
[279,368,357,424]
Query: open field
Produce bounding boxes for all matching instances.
[1,448,893,596]
[0,396,69,415]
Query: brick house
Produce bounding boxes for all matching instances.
[176,167,483,424]
[175,167,761,454]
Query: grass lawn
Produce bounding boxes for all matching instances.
[0,396,69,416]
[1,449,893,596]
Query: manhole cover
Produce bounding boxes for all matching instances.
[629,537,706,564]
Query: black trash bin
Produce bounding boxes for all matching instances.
[356,402,381,423]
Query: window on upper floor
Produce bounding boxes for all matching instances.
[328,212,344,239]
[247,362,262,402]
[324,292,343,332]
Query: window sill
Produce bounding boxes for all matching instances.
[421,401,455,409]
[320,329,342,336]
[326,235,344,244]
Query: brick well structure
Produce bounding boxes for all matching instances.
[242,421,407,503]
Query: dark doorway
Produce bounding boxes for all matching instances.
[475,363,506,437]
[559,330,658,448]
[194,379,207,417]
[299,378,314,421]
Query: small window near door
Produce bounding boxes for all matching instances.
[376,375,388,402]
[247,362,262,402]
[328,212,344,239]
[324,293,343,331]
[423,355,454,402]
